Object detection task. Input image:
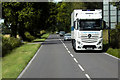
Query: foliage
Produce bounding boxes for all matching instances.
[112,1,120,9]
[40,30,46,34]
[2,2,22,37]
[107,48,120,58]
[110,23,120,48]
[2,2,51,41]
[55,2,102,32]
[2,37,22,56]
[2,2,103,39]
[1,23,11,34]
[24,32,35,42]
[33,33,49,42]
[56,2,70,32]
[103,30,108,44]
[84,2,103,9]
[47,2,57,32]
[33,38,45,42]
[41,33,49,39]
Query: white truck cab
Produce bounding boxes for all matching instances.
[71,9,104,50]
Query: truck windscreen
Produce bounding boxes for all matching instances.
[79,19,102,30]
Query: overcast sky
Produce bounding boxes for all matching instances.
[53,0,62,2]
[0,19,4,24]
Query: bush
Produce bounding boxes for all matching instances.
[110,23,120,48]
[2,37,22,56]
[107,48,120,58]
[40,30,46,34]
[24,32,35,42]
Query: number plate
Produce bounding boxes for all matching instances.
[87,47,93,50]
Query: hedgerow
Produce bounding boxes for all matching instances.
[2,37,22,56]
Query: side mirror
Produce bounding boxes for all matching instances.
[102,20,109,30]
[105,25,109,29]
[103,21,106,29]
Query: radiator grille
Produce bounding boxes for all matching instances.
[81,34,99,43]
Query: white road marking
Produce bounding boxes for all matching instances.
[104,53,120,60]
[59,38,92,80]
[17,45,43,79]
[70,53,74,57]
[73,58,78,63]
[66,48,69,51]
[76,53,104,54]
[64,45,66,48]
[68,51,70,54]
[85,74,92,80]
[78,64,85,72]
[75,51,120,60]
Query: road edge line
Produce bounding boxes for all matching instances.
[104,53,120,60]
[17,45,43,79]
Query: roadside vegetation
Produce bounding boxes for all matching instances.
[2,44,40,78]
[103,23,120,58]
[108,23,120,58]
[2,2,102,39]
[2,33,49,79]
[1,1,120,79]
[107,48,120,58]
[2,36,22,57]
[33,33,49,42]
[0,58,2,80]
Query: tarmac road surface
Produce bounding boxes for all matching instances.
[18,34,120,80]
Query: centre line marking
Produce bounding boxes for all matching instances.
[85,74,92,80]
[64,46,67,48]
[68,51,70,53]
[73,58,78,63]
[66,48,69,51]
[70,53,74,57]
[59,38,92,80]
[78,64,85,72]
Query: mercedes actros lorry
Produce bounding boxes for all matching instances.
[71,9,105,50]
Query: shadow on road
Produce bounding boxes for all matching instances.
[74,50,104,54]
[41,40,62,45]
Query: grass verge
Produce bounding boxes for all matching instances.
[33,33,49,42]
[33,38,45,42]
[106,48,120,58]
[41,33,49,39]
[2,44,40,78]
[0,58,2,80]
[103,30,120,58]
[2,33,50,79]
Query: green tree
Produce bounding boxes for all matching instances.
[56,2,86,32]
[2,2,52,41]
[84,2,103,9]
[2,2,21,38]
[47,2,57,32]
[2,2,35,40]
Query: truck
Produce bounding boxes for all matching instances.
[71,9,106,51]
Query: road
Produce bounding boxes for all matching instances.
[18,34,119,80]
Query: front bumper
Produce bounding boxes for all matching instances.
[76,39,103,50]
